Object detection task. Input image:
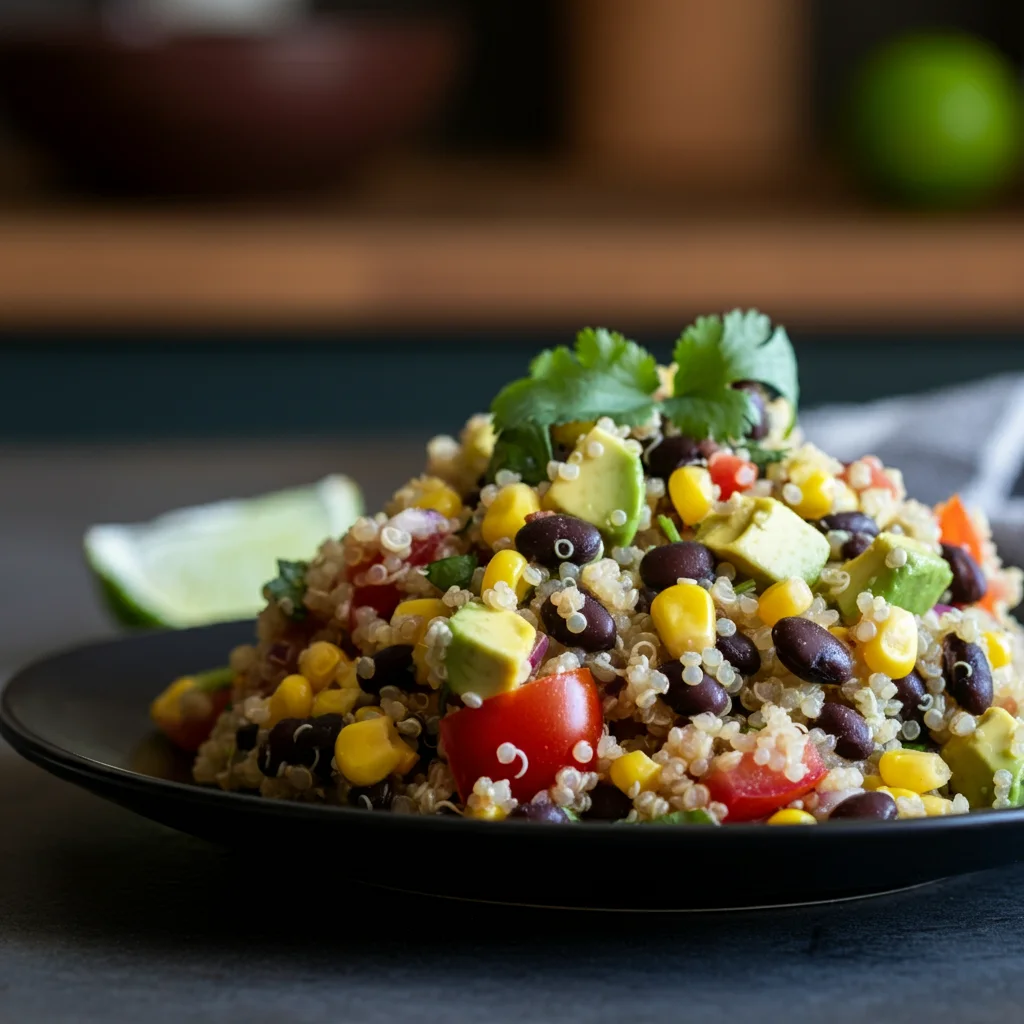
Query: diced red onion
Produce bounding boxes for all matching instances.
[528,634,550,671]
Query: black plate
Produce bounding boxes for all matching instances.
[4,622,1024,910]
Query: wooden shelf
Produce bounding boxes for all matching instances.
[1,163,1023,331]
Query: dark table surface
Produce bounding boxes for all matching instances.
[4,439,1024,1023]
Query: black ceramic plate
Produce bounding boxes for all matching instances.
[4,622,1024,910]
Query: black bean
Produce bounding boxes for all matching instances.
[348,778,394,811]
[815,702,874,761]
[716,631,761,677]
[829,790,898,822]
[661,662,730,719]
[364,645,416,695]
[636,586,658,614]
[772,617,853,685]
[541,592,616,652]
[733,381,768,440]
[941,544,988,605]
[584,783,634,821]
[943,634,993,715]
[509,800,573,824]
[257,714,344,780]
[639,541,715,591]
[842,533,874,560]
[235,721,259,752]
[515,514,603,568]
[893,669,927,725]
[818,512,880,537]
[645,435,703,479]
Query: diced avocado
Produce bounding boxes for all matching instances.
[544,425,644,547]
[835,532,953,623]
[445,602,537,700]
[696,496,830,586]
[942,707,1024,809]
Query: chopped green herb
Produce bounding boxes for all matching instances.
[485,423,552,486]
[264,559,309,620]
[900,742,929,752]
[745,442,790,470]
[491,328,660,438]
[733,579,757,595]
[562,808,581,822]
[425,554,478,593]
[658,515,682,544]
[192,666,234,692]
[661,309,798,441]
[645,809,718,826]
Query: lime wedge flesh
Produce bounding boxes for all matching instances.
[84,475,362,628]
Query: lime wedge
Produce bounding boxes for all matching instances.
[84,475,362,628]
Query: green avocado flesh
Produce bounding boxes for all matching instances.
[696,496,830,586]
[445,602,537,699]
[942,707,1024,809]
[544,425,644,547]
[836,532,953,623]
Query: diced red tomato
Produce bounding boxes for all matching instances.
[708,452,759,500]
[843,454,899,496]
[704,743,826,823]
[936,494,984,565]
[439,668,603,804]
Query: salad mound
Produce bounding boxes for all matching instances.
[153,310,1024,825]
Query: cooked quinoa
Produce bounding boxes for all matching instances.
[158,310,1024,826]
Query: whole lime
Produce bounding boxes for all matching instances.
[845,33,1023,206]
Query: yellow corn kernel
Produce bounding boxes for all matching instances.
[651,583,716,659]
[921,795,954,817]
[392,598,449,643]
[876,785,927,818]
[267,674,313,727]
[877,786,919,801]
[757,577,813,627]
[481,549,531,602]
[297,641,345,693]
[334,715,416,787]
[984,630,1013,670]
[354,706,384,722]
[481,483,541,548]
[862,774,884,791]
[878,749,951,794]
[609,750,662,796]
[862,606,918,678]
[413,484,463,519]
[830,626,851,644]
[831,479,859,513]
[150,677,195,728]
[311,687,360,717]
[466,803,508,822]
[786,463,836,520]
[668,465,714,526]
[551,421,595,448]
[766,808,817,826]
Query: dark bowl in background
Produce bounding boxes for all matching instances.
[0,14,463,197]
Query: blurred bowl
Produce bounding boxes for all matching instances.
[0,14,462,196]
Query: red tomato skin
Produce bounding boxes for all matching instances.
[843,455,898,496]
[704,744,826,823]
[162,689,232,752]
[440,668,603,804]
[708,452,759,500]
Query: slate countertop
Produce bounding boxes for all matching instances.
[3,440,1024,1024]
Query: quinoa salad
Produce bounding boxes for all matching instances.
[152,310,1024,826]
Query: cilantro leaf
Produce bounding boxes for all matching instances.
[485,423,552,486]
[745,442,789,470]
[661,309,798,441]
[657,515,682,544]
[425,554,478,593]
[264,559,309,620]
[491,328,660,435]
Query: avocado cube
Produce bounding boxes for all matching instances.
[696,496,830,586]
[545,425,644,547]
[445,602,537,700]
[942,707,1024,809]
[835,532,953,623]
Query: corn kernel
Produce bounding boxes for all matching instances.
[757,577,813,627]
[481,549,531,602]
[651,583,716,659]
[413,484,463,519]
[267,674,313,727]
[984,630,1013,670]
[464,417,496,462]
[551,421,595,448]
[766,808,817,825]
[862,775,884,791]
[877,786,927,818]
[668,465,714,526]
[609,750,662,795]
[312,687,360,717]
[392,598,450,644]
[786,463,836,520]
[481,483,541,547]
[830,626,851,644]
[878,749,951,794]
[831,479,859,513]
[150,677,195,728]
[355,706,384,722]
[297,641,345,693]
[877,786,920,801]
[465,803,508,822]
[862,606,918,678]
[921,795,954,817]
[334,715,416,787]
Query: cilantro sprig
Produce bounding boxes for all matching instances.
[264,559,309,620]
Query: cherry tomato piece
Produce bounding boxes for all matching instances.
[440,668,603,804]
[708,452,759,500]
[843,455,899,496]
[704,743,826,822]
